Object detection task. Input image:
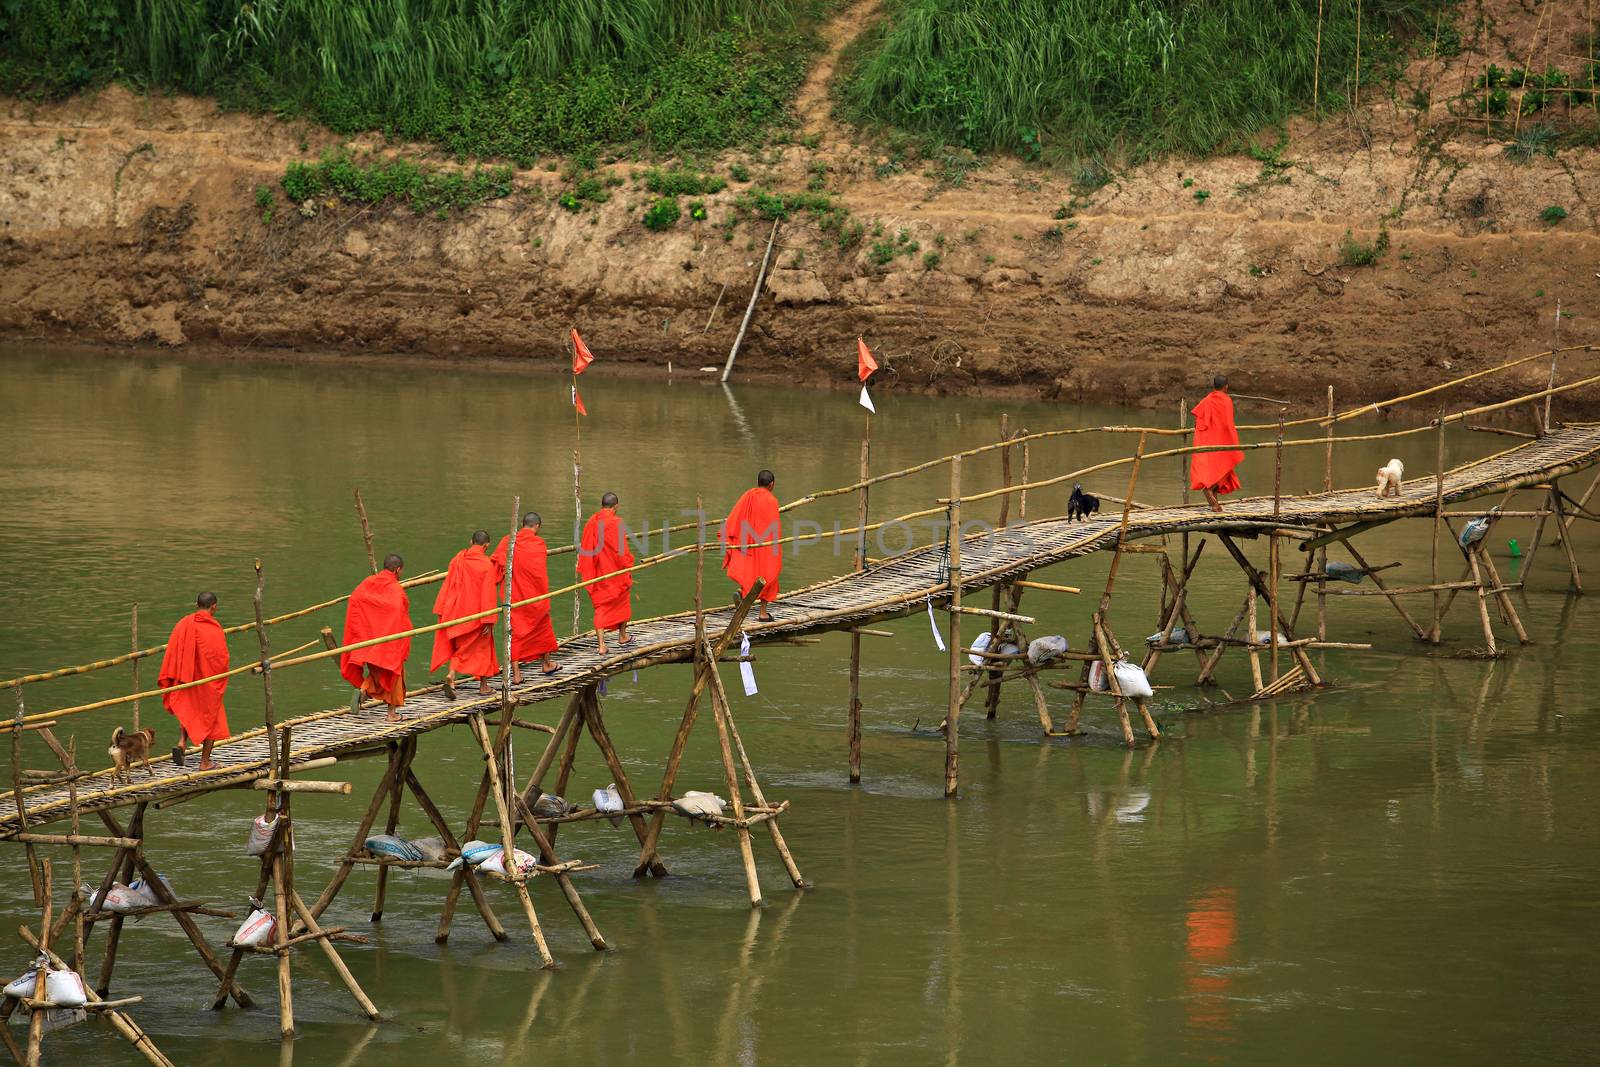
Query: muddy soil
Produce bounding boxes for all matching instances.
[2,0,1598,415]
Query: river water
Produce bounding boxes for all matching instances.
[1,349,1597,1064]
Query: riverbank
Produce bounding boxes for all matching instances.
[4,47,1600,413]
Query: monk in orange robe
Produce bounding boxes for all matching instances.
[158,591,230,770]
[492,511,560,683]
[577,492,634,654]
[1190,373,1244,513]
[721,469,782,621]
[340,553,413,722]
[431,530,500,696]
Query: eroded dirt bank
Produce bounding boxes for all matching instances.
[3,74,1600,414]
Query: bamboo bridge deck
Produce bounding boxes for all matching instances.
[5,424,1598,838]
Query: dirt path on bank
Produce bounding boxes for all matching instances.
[2,0,1600,415]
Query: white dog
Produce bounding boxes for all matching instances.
[1375,458,1404,498]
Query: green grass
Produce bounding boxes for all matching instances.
[282,150,514,215]
[1339,226,1390,267]
[0,1,814,162]
[842,0,1446,162]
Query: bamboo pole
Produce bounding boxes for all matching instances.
[702,642,762,906]
[1431,413,1446,642]
[1270,412,1284,682]
[1545,301,1562,434]
[721,220,779,383]
[848,420,869,783]
[944,456,962,798]
[984,415,1013,720]
[718,681,804,887]
[501,496,521,812]
[252,561,279,781]
[269,815,295,1037]
[1319,386,1333,638]
[24,859,51,1066]
[353,489,378,574]
[469,712,554,968]
[130,605,140,734]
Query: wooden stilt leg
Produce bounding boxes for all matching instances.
[371,737,416,922]
[288,891,379,1020]
[703,645,762,906]
[1142,541,1206,676]
[718,686,805,888]
[1477,545,1530,644]
[469,713,553,968]
[1551,487,1584,594]
[1092,614,1135,746]
[1196,598,1251,686]
[1218,535,1322,687]
[270,834,295,1038]
[944,457,963,797]
[1463,541,1500,656]
[1523,488,1555,579]
[437,766,493,943]
[404,769,505,941]
[1342,540,1430,641]
[305,745,403,924]
[578,687,665,865]
[213,818,282,1009]
[847,633,864,782]
[634,587,764,875]
[510,799,608,951]
[1245,587,1265,694]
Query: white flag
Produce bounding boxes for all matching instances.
[859,385,875,413]
[926,596,946,652]
[739,632,758,696]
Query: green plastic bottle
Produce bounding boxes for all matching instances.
[1508,538,1521,558]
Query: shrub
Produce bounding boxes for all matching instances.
[1503,125,1558,163]
[1339,226,1390,266]
[642,197,681,231]
[279,150,513,215]
[255,185,275,224]
[1539,205,1568,224]
[645,168,727,197]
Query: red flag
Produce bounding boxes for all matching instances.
[572,383,587,416]
[857,337,878,382]
[572,328,595,375]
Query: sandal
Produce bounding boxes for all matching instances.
[442,678,457,701]
[540,665,562,676]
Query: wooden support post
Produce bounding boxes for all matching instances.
[984,415,1013,720]
[1142,541,1206,676]
[24,859,51,1066]
[717,668,804,889]
[634,585,763,876]
[849,430,869,783]
[288,889,380,1020]
[469,712,554,968]
[1091,614,1135,745]
[304,744,404,925]
[1342,540,1430,641]
[437,760,494,942]
[270,804,295,1038]
[404,768,505,941]
[1218,535,1322,687]
[944,455,963,798]
[1462,537,1500,656]
[702,642,764,906]
[353,488,378,574]
[1430,414,1446,643]
[1196,598,1252,686]
[1319,385,1333,639]
[578,686,661,861]
[1245,587,1265,694]
[370,736,415,922]
[1550,482,1584,594]
[1269,413,1284,683]
[1476,545,1530,644]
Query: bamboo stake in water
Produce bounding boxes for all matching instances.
[944,455,962,799]
[353,489,378,574]
[1430,414,1446,643]
[848,416,870,784]
[501,495,521,810]
[1319,386,1333,640]
[252,561,279,781]
[1270,412,1284,682]
[131,604,140,734]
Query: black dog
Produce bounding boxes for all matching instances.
[1067,484,1101,522]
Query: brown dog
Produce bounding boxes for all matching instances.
[109,726,157,783]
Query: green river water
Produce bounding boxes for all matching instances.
[1,349,1597,1064]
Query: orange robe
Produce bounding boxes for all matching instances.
[430,546,500,677]
[577,507,634,630]
[1190,390,1243,495]
[340,570,412,706]
[492,530,559,661]
[158,611,230,743]
[721,487,782,602]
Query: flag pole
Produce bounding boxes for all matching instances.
[570,337,583,638]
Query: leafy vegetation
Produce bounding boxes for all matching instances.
[0,1,814,161]
[1339,226,1390,267]
[642,197,682,231]
[1539,205,1568,225]
[644,168,728,197]
[282,151,514,216]
[842,0,1447,162]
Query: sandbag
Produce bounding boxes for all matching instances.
[3,962,41,1000]
[672,790,727,822]
[364,834,422,861]
[530,792,572,818]
[967,630,994,667]
[125,875,171,908]
[1459,516,1490,548]
[1252,631,1289,646]
[1324,560,1365,584]
[232,908,276,948]
[412,837,448,863]
[1088,660,1108,692]
[479,848,537,879]
[44,969,86,1009]
[1112,660,1153,699]
[1145,627,1189,647]
[1028,635,1069,664]
[246,812,279,857]
[100,883,143,914]
[592,784,624,814]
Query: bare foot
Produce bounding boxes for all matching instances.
[386,709,402,723]
[197,761,216,772]
[757,609,774,622]
[478,679,491,695]
[511,666,523,685]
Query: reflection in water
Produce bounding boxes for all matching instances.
[1184,887,1238,1053]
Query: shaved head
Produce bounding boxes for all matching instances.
[196,591,218,610]
[383,553,404,571]
[471,529,490,546]
[757,469,775,488]
[1213,373,1229,390]
[600,492,618,509]
[522,511,542,528]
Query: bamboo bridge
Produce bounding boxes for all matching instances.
[1,347,1596,1064]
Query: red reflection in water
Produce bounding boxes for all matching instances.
[1184,887,1238,1051]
